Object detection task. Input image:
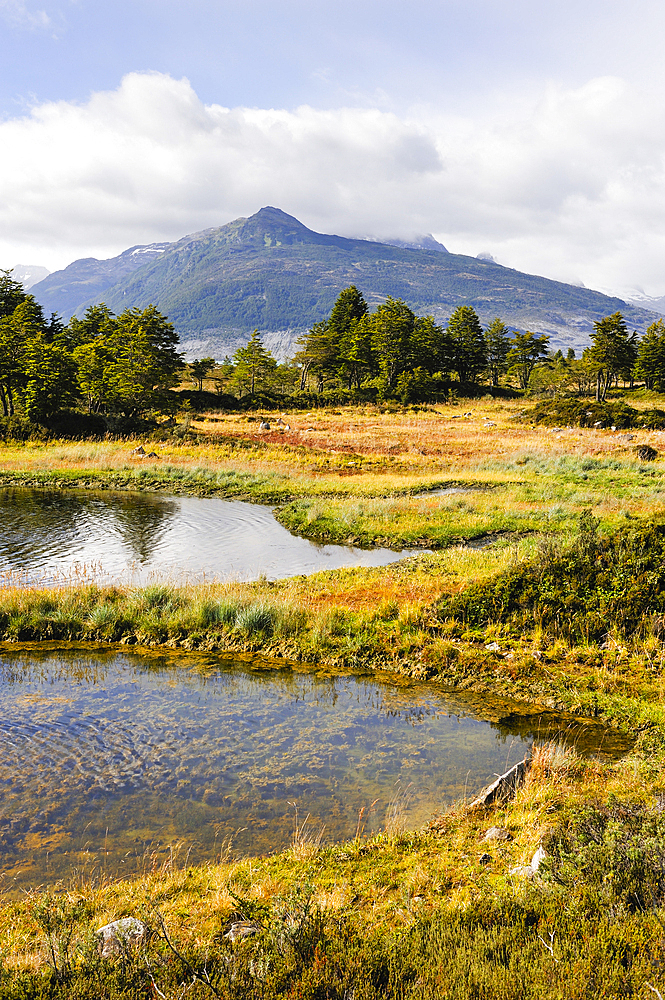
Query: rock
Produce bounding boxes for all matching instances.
[530,845,547,872]
[468,757,530,811]
[130,446,145,455]
[275,417,284,425]
[478,852,492,865]
[593,421,603,428]
[259,421,271,430]
[637,445,658,462]
[224,921,261,942]
[485,641,501,652]
[97,917,147,958]
[464,412,473,417]
[483,826,512,842]
[509,845,547,879]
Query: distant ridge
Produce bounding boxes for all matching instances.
[30,207,659,361]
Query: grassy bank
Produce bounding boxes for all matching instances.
[2,399,665,549]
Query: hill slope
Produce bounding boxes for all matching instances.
[30,207,657,360]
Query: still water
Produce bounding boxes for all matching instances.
[0,488,426,586]
[0,649,629,890]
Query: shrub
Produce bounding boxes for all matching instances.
[441,513,665,642]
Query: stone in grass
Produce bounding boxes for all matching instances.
[510,845,547,879]
[97,917,147,958]
[637,445,658,462]
[483,825,513,842]
[224,921,261,942]
[478,852,492,865]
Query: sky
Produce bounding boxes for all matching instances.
[2,0,665,297]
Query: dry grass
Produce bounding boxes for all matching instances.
[0,735,645,973]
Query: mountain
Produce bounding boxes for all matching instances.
[30,242,172,319]
[619,289,665,318]
[30,207,659,361]
[11,265,50,289]
[364,234,448,253]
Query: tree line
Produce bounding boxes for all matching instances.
[4,267,665,426]
[198,286,664,405]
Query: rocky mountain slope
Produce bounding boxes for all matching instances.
[30,207,658,361]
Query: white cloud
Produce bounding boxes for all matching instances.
[0,0,50,29]
[2,70,665,295]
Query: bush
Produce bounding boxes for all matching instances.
[530,398,665,429]
[442,513,665,642]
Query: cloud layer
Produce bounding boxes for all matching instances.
[2,71,665,295]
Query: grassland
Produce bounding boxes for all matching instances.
[3,396,665,997]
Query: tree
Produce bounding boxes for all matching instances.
[189,357,216,391]
[484,318,510,387]
[447,306,487,383]
[0,296,49,416]
[70,304,183,416]
[294,320,337,391]
[232,329,277,395]
[411,315,452,376]
[585,312,637,402]
[635,319,665,390]
[370,297,417,388]
[506,331,550,390]
[0,269,28,320]
[23,340,78,421]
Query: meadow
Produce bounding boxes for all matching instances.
[3,395,665,998]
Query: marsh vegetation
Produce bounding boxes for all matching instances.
[3,397,665,997]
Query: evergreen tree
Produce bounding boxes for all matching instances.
[484,318,510,387]
[295,320,338,391]
[635,319,665,390]
[411,315,452,375]
[370,297,416,388]
[232,329,277,395]
[0,269,28,319]
[506,330,550,390]
[585,312,637,401]
[189,357,216,391]
[447,306,487,383]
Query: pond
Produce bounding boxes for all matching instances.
[0,648,629,891]
[0,488,427,586]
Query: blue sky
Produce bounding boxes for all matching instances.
[2,0,665,296]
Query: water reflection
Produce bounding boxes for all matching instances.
[0,488,427,586]
[0,649,630,891]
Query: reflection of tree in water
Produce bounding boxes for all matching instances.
[0,488,177,569]
[106,493,178,563]
[0,489,86,569]
[490,712,632,760]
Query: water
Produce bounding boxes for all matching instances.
[0,488,427,586]
[0,648,629,891]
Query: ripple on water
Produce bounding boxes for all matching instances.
[0,649,630,891]
[0,488,429,586]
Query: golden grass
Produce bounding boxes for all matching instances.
[0,737,649,972]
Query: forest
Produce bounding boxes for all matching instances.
[2,270,665,434]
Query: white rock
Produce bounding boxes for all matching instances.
[97,917,147,958]
[530,845,547,872]
[224,921,261,942]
